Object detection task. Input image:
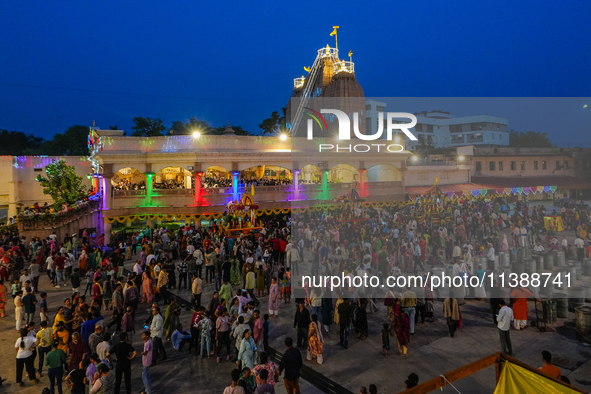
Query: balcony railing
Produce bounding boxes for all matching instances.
[294,77,305,89]
[334,61,355,74]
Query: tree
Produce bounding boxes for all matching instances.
[0,129,44,155]
[29,125,90,156]
[170,121,187,135]
[509,130,553,148]
[35,159,87,207]
[131,117,166,136]
[186,117,213,135]
[259,107,286,135]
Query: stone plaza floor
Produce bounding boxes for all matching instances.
[1,215,591,393]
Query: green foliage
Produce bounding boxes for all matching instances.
[38,125,90,155]
[509,130,553,148]
[131,117,166,136]
[35,159,87,207]
[0,129,44,155]
[259,107,287,135]
[186,117,213,135]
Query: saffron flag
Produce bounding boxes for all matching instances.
[251,184,255,197]
[330,28,337,36]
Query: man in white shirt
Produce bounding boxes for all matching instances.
[497,299,514,356]
[533,242,545,253]
[187,243,195,256]
[46,254,55,285]
[150,306,166,365]
[574,236,585,261]
[561,237,568,250]
[487,244,496,270]
[133,261,143,276]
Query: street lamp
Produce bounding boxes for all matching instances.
[411,156,418,162]
[192,131,201,139]
[458,155,465,162]
[280,133,288,141]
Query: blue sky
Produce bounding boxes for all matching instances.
[1,1,590,145]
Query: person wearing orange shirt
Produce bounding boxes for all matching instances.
[539,351,561,380]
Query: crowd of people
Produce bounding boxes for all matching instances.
[0,194,588,393]
[113,180,146,191]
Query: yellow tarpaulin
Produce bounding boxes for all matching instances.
[494,362,578,394]
[544,216,565,232]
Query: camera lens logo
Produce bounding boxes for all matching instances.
[304,107,328,134]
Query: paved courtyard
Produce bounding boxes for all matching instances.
[1,211,591,393]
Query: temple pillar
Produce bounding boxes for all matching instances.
[194,172,203,206]
[322,170,329,200]
[359,168,367,197]
[232,171,239,201]
[146,173,154,207]
[293,170,300,201]
[102,174,113,210]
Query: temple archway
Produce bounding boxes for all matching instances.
[154,166,192,189]
[300,164,322,184]
[111,167,146,190]
[240,165,292,186]
[327,164,359,183]
[203,166,231,187]
[367,164,401,182]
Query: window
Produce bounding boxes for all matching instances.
[556,161,561,169]
[476,161,482,172]
[510,161,516,171]
[426,125,433,133]
[564,161,569,169]
[534,161,538,170]
[414,124,423,133]
[450,124,463,133]
[498,161,503,171]
[492,133,495,139]
[520,161,525,170]
[451,134,465,144]
[489,161,496,171]
[542,161,547,170]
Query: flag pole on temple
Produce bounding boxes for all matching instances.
[330,26,339,50]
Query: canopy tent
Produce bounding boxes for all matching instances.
[398,353,584,394]
[494,362,580,394]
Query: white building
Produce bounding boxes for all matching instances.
[364,103,509,149]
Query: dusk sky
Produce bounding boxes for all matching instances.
[1,1,590,145]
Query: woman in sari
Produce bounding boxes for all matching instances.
[78,249,87,272]
[500,234,509,253]
[268,277,279,317]
[0,280,5,317]
[307,314,324,364]
[163,297,180,340]
[230,258,241,286]
[53,306,66,331]
[391,299,410,359]
[141,269,153,303]
[355,297,368,339]
[321,289,332,334]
